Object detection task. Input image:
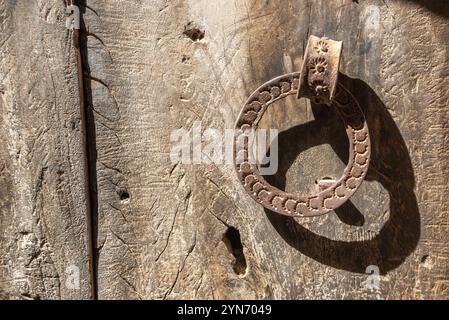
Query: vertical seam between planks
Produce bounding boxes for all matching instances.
[71,0,98,300]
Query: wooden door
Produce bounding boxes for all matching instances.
[1,0,448,299]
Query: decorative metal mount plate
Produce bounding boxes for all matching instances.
[233,36,371,217]
[298,35,342,105]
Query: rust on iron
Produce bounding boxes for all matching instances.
[233,35,371,217]
[297,35,342,105]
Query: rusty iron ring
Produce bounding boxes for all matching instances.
[233,36,371,217]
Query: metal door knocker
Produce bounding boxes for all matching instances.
[234,35,371,217]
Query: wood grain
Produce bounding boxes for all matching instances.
[1,0,448,300]
[0,0,92,299]
[81,0,449,299]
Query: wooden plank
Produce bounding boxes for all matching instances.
[0,0,92,299]
[84,0,449,299]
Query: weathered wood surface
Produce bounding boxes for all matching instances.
[1,0,448,300]
[83,0,449,299]
[0,1,92,299]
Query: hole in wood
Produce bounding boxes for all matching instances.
[183,22,205,41]
[222,226,247,275]
[118,189,130,201]
[421,255,429,263]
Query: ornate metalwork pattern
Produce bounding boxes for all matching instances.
[298,35,342,105]
[233,36,371,217]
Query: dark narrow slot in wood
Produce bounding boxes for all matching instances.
[72,0,99,300]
